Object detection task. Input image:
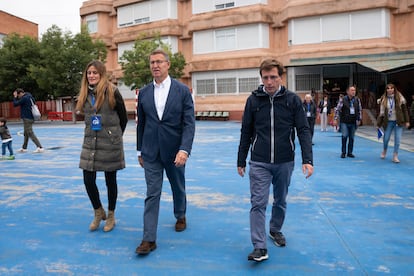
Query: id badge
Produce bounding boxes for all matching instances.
[91,114,102,131]
[350,107,355,115]
[307,111,311,117]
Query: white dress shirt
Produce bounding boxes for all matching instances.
[154,76,171,120]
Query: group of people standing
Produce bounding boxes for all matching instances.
[303,83,410,162]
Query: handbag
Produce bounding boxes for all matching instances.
[30,98,41,120]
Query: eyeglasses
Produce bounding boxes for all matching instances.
[150,60,168,65]
[261,75,279,81]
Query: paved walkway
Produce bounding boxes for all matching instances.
[0,121,413,275]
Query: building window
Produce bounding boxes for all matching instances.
[194,24,269,54]
[193,69,258,95]
[134,17,150,24]
[117,0,177,28]
[117,41,135,62]
[196,79,215,95]
[239,77,260,93]
[217,78,237,94]
[289,8,390,45]
[295,74,321,91]
[118,36,179,62]
[193,0,266,14]
[215,2,235,10]
[85,14,98,33]
[0,33,5,48]
[215,28,236,51]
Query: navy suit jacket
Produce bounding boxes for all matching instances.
[137,78,195,163]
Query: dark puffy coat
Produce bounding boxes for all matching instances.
[79,88,127,172]
[237,85,313,167]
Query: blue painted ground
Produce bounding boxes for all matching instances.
[0,120,413,275]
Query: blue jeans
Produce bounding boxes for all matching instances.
[340,122,356,154]
[248,160,294,249]
[2,140,13,156]
[383,121,402,154]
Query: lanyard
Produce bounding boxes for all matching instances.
[90,93,97,114]
[388,97,394,117]
[388,97,394,110]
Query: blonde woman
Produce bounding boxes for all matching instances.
[76,60,128,232]
[376,83,410,163]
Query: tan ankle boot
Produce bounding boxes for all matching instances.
[89,206,106,231]
[103,210,115,232]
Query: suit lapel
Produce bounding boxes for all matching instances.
[147,85,160,120]
[161,80,175,120]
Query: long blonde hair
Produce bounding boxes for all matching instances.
[379,83,406,111]
[76,60,115,112]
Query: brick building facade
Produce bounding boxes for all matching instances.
[80,0,414,122]
[0,10,38,46]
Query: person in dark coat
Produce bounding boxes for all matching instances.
[334,85,362,158]
[237,58,313,262]
[76,60,128,232]
[12,88,44,153]
[303,93,317,143]
[0,117,14,159]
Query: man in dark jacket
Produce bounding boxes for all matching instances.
[12,88,44,153]
[237,59,313,262]
[334,85,362,158]
[303,93,317,144]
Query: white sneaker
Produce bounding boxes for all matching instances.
[17,148,28,153]
[33,147,44,153]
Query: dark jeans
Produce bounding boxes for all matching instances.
[83,170,118,211]
[2,140,14,156]
[340,122,356,154]
[307,117,315,139]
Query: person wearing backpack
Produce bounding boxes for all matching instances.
[12,88,44,153]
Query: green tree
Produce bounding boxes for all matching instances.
[120,34,186,90]
[29,25,107,100]
[0,34,41,101]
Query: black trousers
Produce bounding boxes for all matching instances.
[83,170,118,211]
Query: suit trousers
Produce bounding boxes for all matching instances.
[249,160,294,249]
[142,157,186,242]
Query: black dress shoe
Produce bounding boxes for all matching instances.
[136,241,157,255]
[341,153,346,158]
[347,153,355,158]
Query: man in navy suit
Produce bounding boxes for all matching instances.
[135,49,195,255]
